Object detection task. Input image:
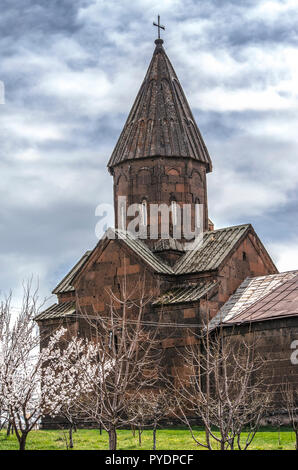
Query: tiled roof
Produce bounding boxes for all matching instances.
[107,39,212,171]
[153,280,217,305]
[113,226,251,276]
[52,251,91,294]
[153,238,185,253]
[224,274,298,325]
[35,301,76,321]
[210,271,298,328]
[173,224,250,274]
[52,225,257,298]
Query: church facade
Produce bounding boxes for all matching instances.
[36,37,298,414]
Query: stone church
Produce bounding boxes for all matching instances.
[36,37,298,400]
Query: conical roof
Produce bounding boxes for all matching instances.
[108,39,212,172]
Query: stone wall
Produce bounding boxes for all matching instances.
[74,239,161,321]
[112,157,209,239]
[223,317,298,403]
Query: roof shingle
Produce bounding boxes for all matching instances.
[173,224,250,274]
[153,280,217,305]
[224,274,298,325]
[35,301,76,321]
[210,271,298,328]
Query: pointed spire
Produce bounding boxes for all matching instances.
[108,40,212,172]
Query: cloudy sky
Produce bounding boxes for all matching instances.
[1,0,298,306]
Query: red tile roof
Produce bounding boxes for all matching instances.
[225,274,298,324]
[210,271,298,328]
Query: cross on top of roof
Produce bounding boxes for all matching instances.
[153,14,165,40]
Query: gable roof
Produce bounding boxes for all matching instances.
[99,226,255,276]
[173,224,251,274]
[108,39,212,171]
[210,271,298,328]
[52,230,174,296]
[35,301,76,322]
[51,224,276,297]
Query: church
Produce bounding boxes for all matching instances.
[36,32,298,406]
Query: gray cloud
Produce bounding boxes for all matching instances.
[0,0,298,306]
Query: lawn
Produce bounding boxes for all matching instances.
[0,427,296,450]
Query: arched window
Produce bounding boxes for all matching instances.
[141,199,147,226]
[138,168,151,185]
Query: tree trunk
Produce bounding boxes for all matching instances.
[205,427,211,450]
[138,428,142,447]
[153,423,157,450]
[69,425,74,449]
[19,433,28,451]
[6,421,11,437]
[99,423,102,435]
[108,427,117,450]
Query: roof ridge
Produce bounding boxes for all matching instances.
[206,223,251,234]
[244,269,298,283]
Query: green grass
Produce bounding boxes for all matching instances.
[0,427,296,450]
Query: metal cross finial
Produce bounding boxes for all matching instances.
[153,14,165,39]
